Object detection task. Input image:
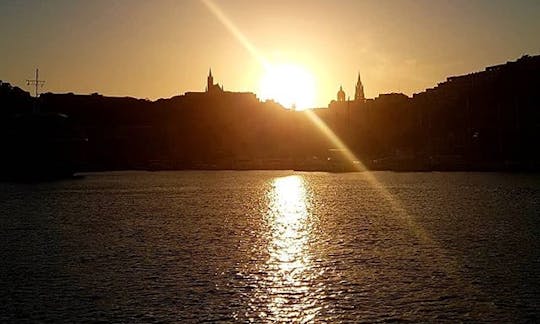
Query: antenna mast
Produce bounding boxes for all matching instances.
[26,68,45,98]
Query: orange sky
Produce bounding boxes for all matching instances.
[1,0,539,107]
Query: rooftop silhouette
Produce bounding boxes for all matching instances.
[1,55,539,178]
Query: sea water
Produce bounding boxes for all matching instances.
[1,171,538,322]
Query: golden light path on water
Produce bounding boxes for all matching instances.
[263,175,319,322]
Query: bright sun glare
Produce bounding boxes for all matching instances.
[258,63,316,110]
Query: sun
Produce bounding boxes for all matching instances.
[258,63,316,110]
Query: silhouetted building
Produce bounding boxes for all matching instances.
[329,71,367,110]
[354,73,365,102]
[183,70,257,103]
[337,85,346,102]
[206,68,223,93]
[2,55,539,173]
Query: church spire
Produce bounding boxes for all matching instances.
[207,68,214,92]
[354,72,365,101]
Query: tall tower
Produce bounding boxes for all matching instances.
[337,85,346,101]
[207,68,214,92]
[354,72,365,101]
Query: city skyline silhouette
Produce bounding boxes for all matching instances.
[1,0,539,107]
[1,53,539,177]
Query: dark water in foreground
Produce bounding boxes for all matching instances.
[1,171,539,322]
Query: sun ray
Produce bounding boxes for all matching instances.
[200,0,270,69]
[303,109,434,240]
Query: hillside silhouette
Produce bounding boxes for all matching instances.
[1,55,539,177]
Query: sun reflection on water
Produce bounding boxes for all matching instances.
[261,175,319,322]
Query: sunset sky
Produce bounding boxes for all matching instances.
[1,0,539,107]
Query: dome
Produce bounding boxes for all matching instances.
[337,85,346,101]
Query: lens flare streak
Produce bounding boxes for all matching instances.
[200,0,269,68]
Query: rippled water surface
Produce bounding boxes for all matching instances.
[1,171,539,322]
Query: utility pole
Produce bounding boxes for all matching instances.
[26,68,45,113]
[27,68,46,98]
